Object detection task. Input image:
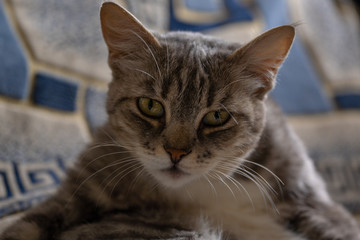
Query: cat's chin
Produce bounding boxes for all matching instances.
[152,167,199,189]
[162,166,188,178]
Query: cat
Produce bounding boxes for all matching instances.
[1,2,359,240]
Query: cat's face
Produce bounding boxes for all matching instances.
[105,33,266,188]
[100,3,294,189]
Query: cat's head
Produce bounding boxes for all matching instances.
[100,3,294,189]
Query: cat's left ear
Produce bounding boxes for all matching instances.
[229,25,295,99]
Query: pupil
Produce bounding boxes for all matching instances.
[148,99,153,110]
[214,111,220,120]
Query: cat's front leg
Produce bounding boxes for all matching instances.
[0,194,84,240]
[0,175,103,240]
[279,199,360,240]
[0,196,66,240]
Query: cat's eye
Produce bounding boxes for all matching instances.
[203,110,230,127]
[137,97,164,118]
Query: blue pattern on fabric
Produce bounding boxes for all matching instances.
[169,0,253,31]
[185,0,222,12]
[33,73,78,112]
[0,160,66,217]
[335,94,360,109]
[0,1,28,99]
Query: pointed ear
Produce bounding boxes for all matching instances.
[229,25,295,99]
[100,2,160,64]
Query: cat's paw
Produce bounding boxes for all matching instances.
[0,221,41,240]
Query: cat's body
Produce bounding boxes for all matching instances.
[1,2,359,240]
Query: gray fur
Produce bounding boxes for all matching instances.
[1,2,359,240]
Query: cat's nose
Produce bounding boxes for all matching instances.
[165,148,191,164]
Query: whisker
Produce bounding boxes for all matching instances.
[134,68,157,81]
[220,156,283,197]
[203,174,218,198]
[221,161,277,198]
[216,161,278,213]
[237,167,278,213]
[104,161,141,191]
[242,165,278,196]
[109,163,144,198]
[164,36,170,75]
[242,159,284,185]
[220,163,270,198]
[222,69,250,90]
[130,30,162,78]
[129,167,146,191]
[210,172,236,199]
[78,139,135,163]
[78,142,123,160]
[214,170,239,201]
[219,103,238,125]
[99,158,140,188]
[66,159,133,208]
[100,128,120,146]
[83,151,133,168]
[185,187,194,201]
[231,167,269,209]
[76,151,134,184]
[147,180,160,195]
[95,158,138,206]
[242,159,284,198]
[216,169,254,209]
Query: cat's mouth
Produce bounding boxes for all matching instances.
[151,164,197,188]
[161,165,189,179]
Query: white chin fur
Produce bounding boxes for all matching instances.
[150,168,200,189]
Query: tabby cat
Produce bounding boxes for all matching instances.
[1,2,359,240]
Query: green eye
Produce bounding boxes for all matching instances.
[203,110,230,126]
[137,97,164,118]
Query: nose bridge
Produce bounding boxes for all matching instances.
[163,122,195,151]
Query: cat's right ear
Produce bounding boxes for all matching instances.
[100,2,160,61]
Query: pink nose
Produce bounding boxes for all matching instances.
[165,148,189,164]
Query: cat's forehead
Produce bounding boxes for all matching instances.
[157,31,239,58]
[112,32,246,118]
[129,33,243,117]
[153,34,231,104]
